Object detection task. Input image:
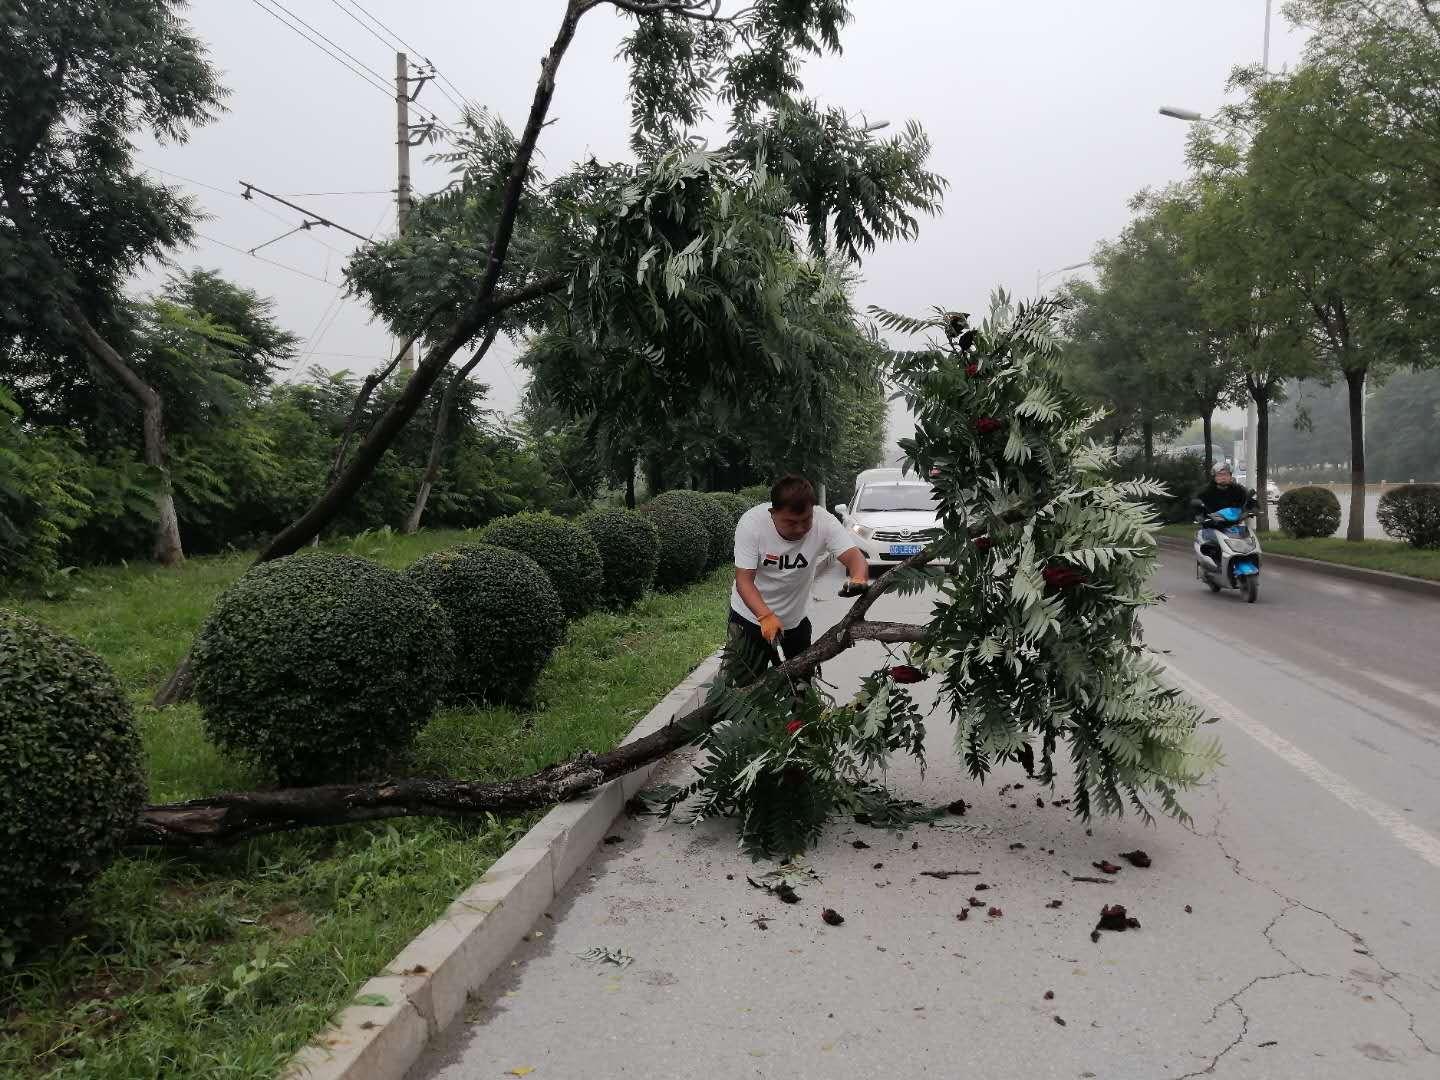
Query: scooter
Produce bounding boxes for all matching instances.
[1190,496,1262,603]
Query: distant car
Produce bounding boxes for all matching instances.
[1235,472,1282,502]
[836,469,947,570]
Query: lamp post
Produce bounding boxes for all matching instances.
[1157,1,1273,505]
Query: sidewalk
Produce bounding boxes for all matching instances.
[414,565,1439,1080]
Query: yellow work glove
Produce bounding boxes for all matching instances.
[838,577,868,598]
[758,612,783,643]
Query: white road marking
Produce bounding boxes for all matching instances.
[1164,660,1440,872]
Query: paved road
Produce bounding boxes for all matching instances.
[417,552,1440,1080]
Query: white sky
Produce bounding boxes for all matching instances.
[137,1,1308,441]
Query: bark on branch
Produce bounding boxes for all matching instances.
[129,556,935,849]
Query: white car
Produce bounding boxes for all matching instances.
[836,469,946,570]
[1235,473,1282,502]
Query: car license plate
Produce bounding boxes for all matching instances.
[890,543,922,556]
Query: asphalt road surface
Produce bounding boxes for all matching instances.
[417,552,1440,1080]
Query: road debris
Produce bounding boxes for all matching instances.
[579,946,634,968]
[1046,899,1063,909]
[919,869,980,880]
[602,835,624,845]
[956,909,969,921]
[987,907,1004,918]
[1092,860,1121,875]
[1119,850,1151,868]
[872,862,883,870]
[1044,990,1055,1000]
[968,896,985,907]
[1053,1015,1066,1027]
[947,798,969,815]
[821,908,845,926]
[1094,904,1140,934]
[1184,904,1193,914]
[1036,797,1046,809]
[1009,842,1026,850]
[851,839,871,849]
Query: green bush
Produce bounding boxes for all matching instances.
[193,553,454,784]
[578,508,660,610]
[1277,485,1342,539]
[642,500,710,591]
[649,490,733,570]
[1,610,146,963]
[475,512,604,620]
[708,491,755,524]
[407,545,565,705]
[1114,452,1207,524]
[1377,484,1440,549]
[738,483,770,507]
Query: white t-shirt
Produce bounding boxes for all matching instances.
[729,504,856,629]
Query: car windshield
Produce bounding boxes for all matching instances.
[856,484,938,512]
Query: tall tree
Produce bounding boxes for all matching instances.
[0,0,224,565]
[1214,44,1440,538]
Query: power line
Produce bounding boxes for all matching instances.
[195,232,344,287]
[248,0,391,100]
[260,0,391,90]
[334,0,424,60]
[278,189,394,197]
[141,163,352,257]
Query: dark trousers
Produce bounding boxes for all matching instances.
[722,609,813,687]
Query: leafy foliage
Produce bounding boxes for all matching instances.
[642,500,709,591]
[887,292,1221,820]
[474,512,604,621]
[578,507,660,610]
[0,610,146,964]
[647,490,733,571]
[1376,484,1440,549]
[1276,485,1342,539]
[406,545,565,705]
[1114,451,1206,524]
[707,491,755,522]
[193,553,454,784]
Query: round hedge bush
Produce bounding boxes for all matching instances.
[648,490,733,570]
[708,491,755,524]
[1276,485,1341,539]
[642,500,710,591]
[578,508,660,610]
[1377,484,1440,549]
[193,552,455,785]
[407,545,564,705]
[1,610,146,961]
[475,512,604,621]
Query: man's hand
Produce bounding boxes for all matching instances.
[758,612,783,643]
[838,577,868,598]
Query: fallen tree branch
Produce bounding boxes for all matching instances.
[128,556,934,848]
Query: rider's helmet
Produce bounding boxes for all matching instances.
[1213,460,1234,478]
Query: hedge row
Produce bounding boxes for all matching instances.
[2,488,761,960]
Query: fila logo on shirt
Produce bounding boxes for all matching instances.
[761,551,809,570]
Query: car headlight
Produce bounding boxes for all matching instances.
[851,524,874,539]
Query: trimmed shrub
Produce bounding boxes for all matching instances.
[738,483,770,506]
[1377,484,1440,549]
[1,611,146,962]
[1277,485,1342,539]
[578,508,660,610]
[407,545,565,705]
[649,490,733,570]
[643,500,710,590]
[475,512,604,620]
[193,553,454,785]
[709,491,755,524]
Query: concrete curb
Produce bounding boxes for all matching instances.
[283,651,725,1080]
[1156,534,1440,599]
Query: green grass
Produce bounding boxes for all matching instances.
[1157,524,1440,582]
[1,529,731,1077]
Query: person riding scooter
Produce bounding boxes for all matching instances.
[1191,460,1263,602]
[1196,460,1249,516]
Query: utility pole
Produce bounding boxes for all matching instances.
[395,52,432,375]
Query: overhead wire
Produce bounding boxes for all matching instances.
[195,232,346,287]
[252,0,392,94]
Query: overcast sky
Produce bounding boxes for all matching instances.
[138,1,1308,444]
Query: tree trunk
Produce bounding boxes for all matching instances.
[1201,410,1214,475]
[1254,393,1271,534]
[625,460,636,510]
[60,298,184,566]
[150,2,583,707]
[1344,366,1367,542]
[1141,419,1155,467]
[404,329,498,534]
[129,544,947,847]
[1110,428,1123,452]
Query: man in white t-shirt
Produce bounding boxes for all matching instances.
[726,474,870,683]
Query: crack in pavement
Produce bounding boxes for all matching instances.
[1167,792,1439,1078]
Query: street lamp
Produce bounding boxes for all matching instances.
[1154,2,1273,500]
[1036,261,1092,294]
